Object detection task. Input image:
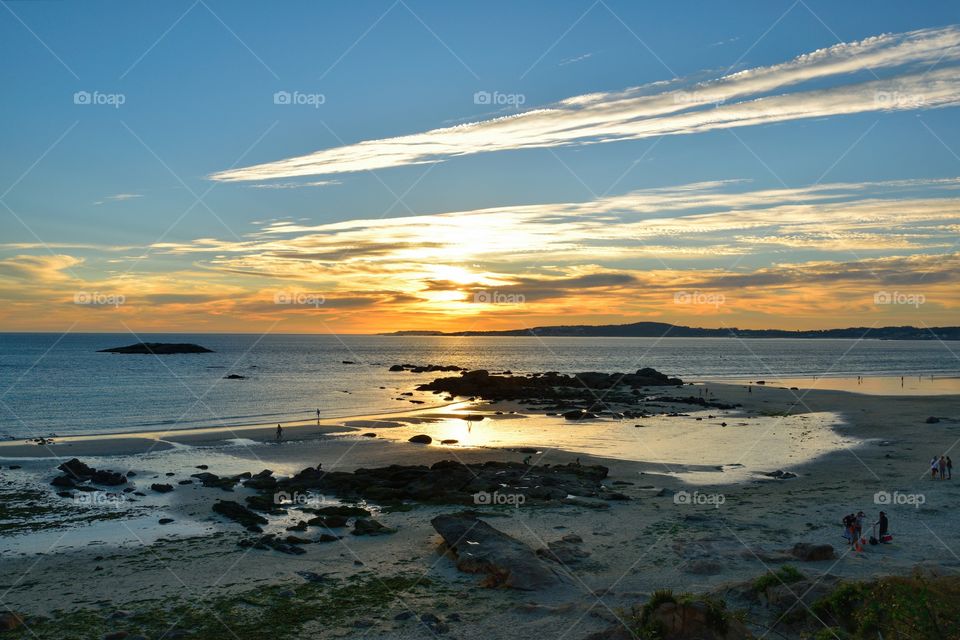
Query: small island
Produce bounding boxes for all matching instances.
[98,342,214,355]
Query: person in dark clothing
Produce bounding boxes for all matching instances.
[875,511,889,542]
[276,423,283,442]
[948,456,954,480]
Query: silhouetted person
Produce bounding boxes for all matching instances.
[316,408,321,425]
[875,511,889,542]
[276,423,283,442]
[948,456,953,480]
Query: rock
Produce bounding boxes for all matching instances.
[56,458,126,486]
[361,432,377,438]
[644,599,752,639]
[51,474,76,488]
[177,479,192,485]
[285,535,313,545]
[790,542,835,561]
[212,500,268,530]
[352,518,396,536]
[0,611,24,631]
[223,374,246,380]
[562,410,597,420]
[537,538,591,564]
[431,514,565,590]
[440,439,459,445]
[98,342,213,354]
[926,416,941,424]
[408,434,432,444]
[308,515,348,528]
[462,414,485,422]
[158,518,174,525]
[150,483,174,493]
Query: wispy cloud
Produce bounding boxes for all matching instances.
[245,180,340,190]
[93,193,142,205]
[211,26,960,182]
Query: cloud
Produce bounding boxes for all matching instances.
[94,193,142,205]
[211,26,960,181]
[245,180,340,189]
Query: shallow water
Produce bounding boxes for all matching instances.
[2,333,958,437]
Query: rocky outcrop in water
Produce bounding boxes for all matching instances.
[98,342,213,354]
[416,368,682,401]
[273,460,613,506]
[51,458,127,487]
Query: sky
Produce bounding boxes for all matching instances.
[1,0,959,334]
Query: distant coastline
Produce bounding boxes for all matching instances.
[382,322,960,340]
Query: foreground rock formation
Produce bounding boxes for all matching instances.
[431,513,565,590]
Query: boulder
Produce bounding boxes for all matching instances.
[213,500,268,530]
[352,518,396,536]
[408,434,432,444]
[150,483,174,493]
[790,543,835,562]
[431,514,564,590]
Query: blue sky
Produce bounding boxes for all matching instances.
[1,1,959,332]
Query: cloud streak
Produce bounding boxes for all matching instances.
[211,26,960,181]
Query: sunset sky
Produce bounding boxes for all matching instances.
[2,1,959,333]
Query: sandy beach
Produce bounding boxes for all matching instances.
[1,377,959,639]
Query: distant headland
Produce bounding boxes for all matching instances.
[382,322,959,340]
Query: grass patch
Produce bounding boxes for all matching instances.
[6,572,433,640]
[808,571,960,639]
[753,564,804,592]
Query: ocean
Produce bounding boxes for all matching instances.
[1,333,958,438]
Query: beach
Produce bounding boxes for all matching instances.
[2,377,959,639]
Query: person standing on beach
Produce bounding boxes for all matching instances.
[316,408,321,425]
[939,455,947,480]
[947,456,953,480]
[854,511,866,542]
[276,423,283,442]
[931,457,939,479]
[875,511,889,542]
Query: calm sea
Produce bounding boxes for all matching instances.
[1,333,957,438]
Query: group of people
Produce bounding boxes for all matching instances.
[930,455,953,479]
[842,510,890,548]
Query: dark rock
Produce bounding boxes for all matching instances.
[223,374,246,380]
[150,483,174,493]
[158,518,174,525]
[212,500,268,529]
[352,518,396,536]
[408,434,432,444]
[431,514,565,590]
[99,342,213,354]
[790,542,835,561]
[361,432,377,438]
[926,416,941,424]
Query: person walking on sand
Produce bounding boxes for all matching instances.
[939,455,947,480]
[276,423,283,442]
[316,408,321,425]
